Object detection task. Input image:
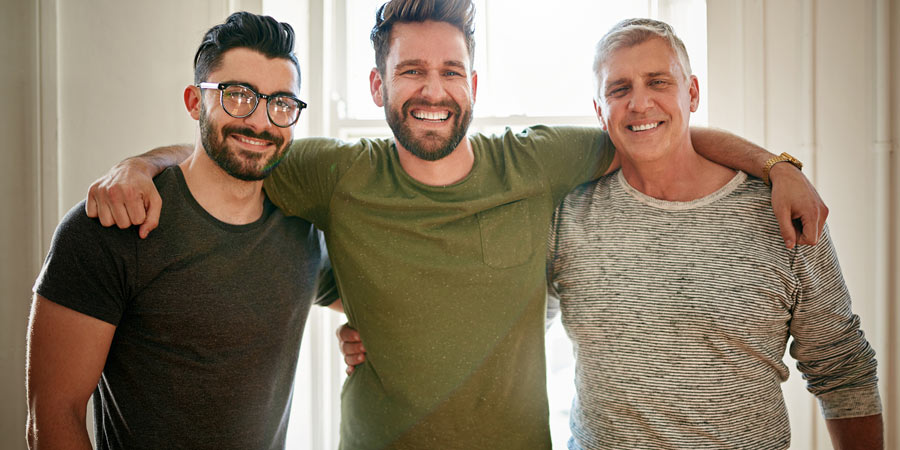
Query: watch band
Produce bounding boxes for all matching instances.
[762,152,803,186]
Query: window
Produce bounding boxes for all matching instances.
[264,1,708,448]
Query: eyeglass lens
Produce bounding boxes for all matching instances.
[221,85,301,127]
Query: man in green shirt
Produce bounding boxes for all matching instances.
[86,1,827,448]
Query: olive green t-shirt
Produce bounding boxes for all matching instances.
[264,125,614,449]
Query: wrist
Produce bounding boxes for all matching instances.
[762,152,803,185]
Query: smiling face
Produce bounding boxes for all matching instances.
[370,20,477,162]
[192,48,299,181]
[594,37,698,165]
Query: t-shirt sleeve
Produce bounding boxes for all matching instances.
[32,202,137,326]
[787,225,882,419]
[264,137,365,229]
[314,257,340,307]
[513,125,615,203]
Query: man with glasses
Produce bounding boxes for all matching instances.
[26,12,325,448]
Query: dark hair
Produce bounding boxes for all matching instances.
[370,0,476,75]
[194,11,301,88]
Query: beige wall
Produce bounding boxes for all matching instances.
[708,0,899,448]
[1,0,39,447]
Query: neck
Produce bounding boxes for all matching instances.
[395,138,475,186]
[179,145,266,225]
[620,143,736,202]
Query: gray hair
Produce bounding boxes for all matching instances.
[592,18,691,99]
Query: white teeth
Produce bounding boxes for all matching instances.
[412,111,450,121]
[630,122,660,132]
[236,135,267,146]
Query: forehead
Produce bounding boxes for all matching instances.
[386,20,471,69]
[600,38,681,81]
[209,47,300,93]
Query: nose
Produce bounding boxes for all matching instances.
[628,85,654,113]
[243,100,273,130]
[419,72,446,101]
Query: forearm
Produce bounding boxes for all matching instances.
[690,127,774,178]
[825,414,884,450]
[125,144,192,178]
[27,406,93,450]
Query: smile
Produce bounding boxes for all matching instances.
[628,122,662,132]
[411,110,451,122]
[231,134,271,147]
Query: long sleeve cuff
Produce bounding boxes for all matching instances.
[818,385,883,419]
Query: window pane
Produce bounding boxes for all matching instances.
[342,0,707,124]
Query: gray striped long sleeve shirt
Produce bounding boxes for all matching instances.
[547,170,881,450]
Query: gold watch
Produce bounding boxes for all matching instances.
[762,152,803,186]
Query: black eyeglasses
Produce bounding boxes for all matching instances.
[196,82,307,128]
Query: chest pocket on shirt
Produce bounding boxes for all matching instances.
[476,200,533,268]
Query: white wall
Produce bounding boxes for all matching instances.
[708,0,899,448]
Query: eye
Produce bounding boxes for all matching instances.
[224,87,254,102]
[401,69,421,76]
[608,86,629,98]
[444,70,463,77]
[650,79,669,88]
[272,97,297,111]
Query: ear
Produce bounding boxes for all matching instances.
[470,70,478,103]
[688,75,699,112]
[370,68,385,107]
[185,85,202,120]
[593,99,609,131]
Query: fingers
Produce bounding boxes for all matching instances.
[796,215,816,246]
[341,341,366,359]
[95,194,117,228]
[796,204,827,246]
[337,323,361,343]
[775,204,797,250]
[139,190,163,239]
[336,323,366,373]
[85,162,162,234]
[85,185,100,218]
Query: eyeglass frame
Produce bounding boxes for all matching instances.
[196,82,308,128]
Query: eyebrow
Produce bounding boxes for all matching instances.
[219,80,298,97]
[394,59,468,71]
[605,70,676,90]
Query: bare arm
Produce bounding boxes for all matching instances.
[26,295,116,450]
[826,414,884,450]
[85,144,192,238]
[691,127,828,249]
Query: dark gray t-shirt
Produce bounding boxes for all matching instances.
[34,167,324,449]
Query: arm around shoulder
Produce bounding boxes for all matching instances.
[690,127,827,248]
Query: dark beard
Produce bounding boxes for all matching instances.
[384,95,472,162]
[199,106,290,181]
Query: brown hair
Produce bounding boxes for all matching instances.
[370,0,476,74]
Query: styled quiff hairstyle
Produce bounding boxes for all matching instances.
[593,18,691,99]
[194,11,301,88]
[370,0,476,75]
